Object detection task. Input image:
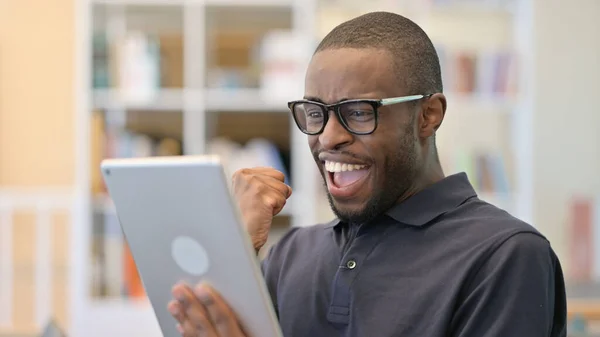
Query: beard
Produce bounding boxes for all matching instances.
[320,123,419,226]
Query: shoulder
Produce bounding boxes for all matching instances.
[433,197,563,277]
[464,197,539,231]
[446,196,549,248]
[447,197,562,277]
[481,229,558,271]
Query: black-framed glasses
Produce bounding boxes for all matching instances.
[288,94,433,135]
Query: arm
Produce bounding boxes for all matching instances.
[450,232,567,337]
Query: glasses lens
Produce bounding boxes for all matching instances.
[338,101,376,134]
[291,100,377,134]
[292,102,325,134]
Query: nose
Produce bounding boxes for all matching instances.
[318,110,353,151]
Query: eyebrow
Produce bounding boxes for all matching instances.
[302,96,351,104]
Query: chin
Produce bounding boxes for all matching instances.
[331,202,360,217]
[325,182,390,225]
[327,193,370,224]
[331,196,367,213]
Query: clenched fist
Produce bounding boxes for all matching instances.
[231,167,292,252]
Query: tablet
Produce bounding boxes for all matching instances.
[100,155,283,337]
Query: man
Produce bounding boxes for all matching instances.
[167,11,567,337]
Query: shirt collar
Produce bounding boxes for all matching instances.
[325,172,477,228]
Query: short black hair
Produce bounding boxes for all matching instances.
[315,11,443,96]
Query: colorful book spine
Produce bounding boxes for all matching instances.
[569,197,594,282]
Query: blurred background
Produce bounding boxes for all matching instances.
[0,0,598,336]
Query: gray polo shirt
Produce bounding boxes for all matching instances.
[261,172,567,337]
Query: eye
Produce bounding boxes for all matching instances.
[349,110,370,117]
[347,109,374,121]
[306,110,324,119]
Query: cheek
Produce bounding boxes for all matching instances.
[374,131,414,171]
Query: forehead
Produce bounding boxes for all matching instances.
[304,48,402,103]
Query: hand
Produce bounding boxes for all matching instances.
[168,282,247,337]
[231,167,292,252]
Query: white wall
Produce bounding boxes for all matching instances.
[531,0,600,274]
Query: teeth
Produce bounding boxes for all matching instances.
[324,160,367,173]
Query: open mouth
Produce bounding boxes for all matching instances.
[324,160,371,198]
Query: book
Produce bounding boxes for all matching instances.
[435,44,518,99]
[569,197,594,282]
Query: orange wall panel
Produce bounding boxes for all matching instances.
[0,0,76,186]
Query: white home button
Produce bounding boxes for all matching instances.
[171,236,210,276]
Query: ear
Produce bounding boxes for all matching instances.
[419,93,446,138]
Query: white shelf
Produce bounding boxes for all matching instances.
[93,89,516,114]
[93,88,189,111]
[205,88,289,112]
[93,88,292,112]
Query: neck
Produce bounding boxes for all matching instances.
[396,153,445,205]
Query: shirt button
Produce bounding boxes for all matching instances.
[346,260,357,269]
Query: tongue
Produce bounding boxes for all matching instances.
[333,170,369,187]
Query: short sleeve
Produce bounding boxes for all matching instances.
[450,232,567,337]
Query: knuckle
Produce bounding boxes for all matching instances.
[250,177,267,192]
[264,194,283,209]
[237,167,250,175]
[231,169,241,181]
[262,195,277,208]
[247,174,259,184]
[233,168,252,181]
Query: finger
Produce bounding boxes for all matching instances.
[261,192,287,216]
[168,300,188,336]
[234,167,286,184]
[194,284,245,337]
[182,319,210,337]
[249,167,286,182]
[254,175,293,199]
[172,283,219,337]
[232,168,292,199]
[168,300,186,324]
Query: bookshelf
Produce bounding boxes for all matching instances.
[75,0,321,336]
[73,0,533,336]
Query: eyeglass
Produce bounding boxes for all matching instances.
[288,94,433,136]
